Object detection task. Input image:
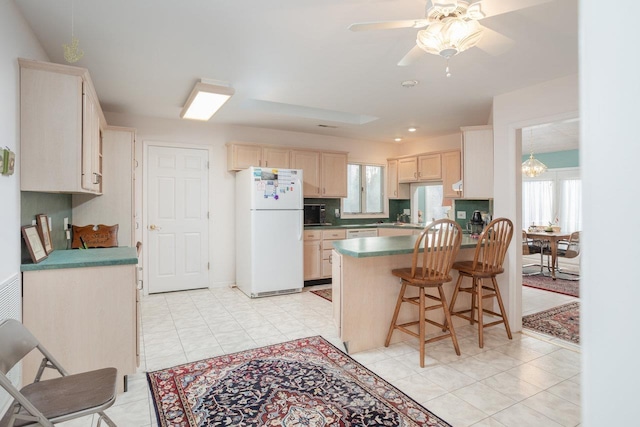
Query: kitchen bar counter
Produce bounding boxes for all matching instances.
[21,247,138,271]
[331,234,477,354]
[304,223,425,230]
[332,234,479,258]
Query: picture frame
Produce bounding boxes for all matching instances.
[22,225,48,263]
[36,214,53,254]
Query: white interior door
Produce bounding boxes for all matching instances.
[147,145,209,293]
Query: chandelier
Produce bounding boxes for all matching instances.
[522,130,547,177]
[416,1,485,76]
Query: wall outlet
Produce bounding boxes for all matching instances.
[31,219,36,226]
[335,208,340,218]
[457,211,466,219]
[63,217,69,230]
[403,209,410,215]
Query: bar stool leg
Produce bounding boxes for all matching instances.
[476,278,484,348]
[438,285,460,356]
[419,289,426,367]
[385,281,407,347]
[470,277,477,325]
[491,276,513,339]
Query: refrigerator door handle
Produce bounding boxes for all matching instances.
[297,211,303,241]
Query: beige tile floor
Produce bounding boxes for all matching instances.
[60,283,581,427]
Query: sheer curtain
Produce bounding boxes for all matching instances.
[522,168,581,233]
[522,180,554,228]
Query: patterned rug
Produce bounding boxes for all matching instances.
[522,274,579,297]
[147,336,450,427]
[310,288,332,302]
[522,302,580,344]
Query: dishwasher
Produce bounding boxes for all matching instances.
[346,229,378,239]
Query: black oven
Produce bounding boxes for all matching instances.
[304,204,326,225]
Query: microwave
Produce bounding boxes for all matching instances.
[304,204,326,225]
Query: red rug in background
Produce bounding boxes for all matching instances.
[522,302,580,344]
[310,288,332,302]
[523,274,579,297]
[147,336,451,426]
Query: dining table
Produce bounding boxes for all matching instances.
[525,230,571,280]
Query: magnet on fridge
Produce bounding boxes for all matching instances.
[274,195,279,200]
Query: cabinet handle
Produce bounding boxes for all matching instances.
[329,254,333,264]
[265,161,268,167]
[323,188,326,194]
[92,173,101,185]
[414,172,417,178]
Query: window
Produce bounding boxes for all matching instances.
[342,163,384,216]
[410,183,448,224]
[522,168,581,232]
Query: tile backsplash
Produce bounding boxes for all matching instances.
[20,192,72,262]
[453,199,493,230]
[304,198,410,225]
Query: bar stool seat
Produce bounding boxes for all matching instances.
[385,219,463,367]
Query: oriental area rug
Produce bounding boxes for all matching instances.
[310,288,332,302]
[522,274,579,297]
[522,302,580,344]
[147,336,450,427]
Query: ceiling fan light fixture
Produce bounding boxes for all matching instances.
[416,17,483,57]
[180,80,235,121]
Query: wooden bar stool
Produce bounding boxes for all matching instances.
[449,217,514,348]
[385,219,463,367]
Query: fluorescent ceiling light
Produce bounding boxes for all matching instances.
[180,81,234,121]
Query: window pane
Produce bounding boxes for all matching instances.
[344,164,361,213]
[559,179,582,232]
[365,165,383,213]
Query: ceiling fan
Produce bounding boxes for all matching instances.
[349,0,549,75]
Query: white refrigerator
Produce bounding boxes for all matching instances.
[235,166,304,297]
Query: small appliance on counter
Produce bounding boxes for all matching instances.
[304,203,326,225]
[467,210,485,238]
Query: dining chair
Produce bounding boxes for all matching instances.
[449,217,514,348]
[385,219,463,367]
[522,230,544,274]
[0,319,118,426]
[554,231,580,279]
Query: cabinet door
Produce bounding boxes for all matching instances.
[418,154,441,180]
[262,147,290,169]
[398,157,418,182]
[228,144,262,171]
[81,86,102,192]
[304,239,322,280]
[321,152,347,197]
[442,150,461,198]
[291,150,321,197]
[387,159,399,199]
[331,250,342,335]
[462,126,494,198]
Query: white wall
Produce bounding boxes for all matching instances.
[580,1,640,424]
[0,2,47,288]
[105,112,396,286]
[491,74,579,330]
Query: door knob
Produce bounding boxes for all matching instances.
[148,224,161,231]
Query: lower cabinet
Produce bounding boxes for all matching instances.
[377,228,419,237]
[304,230,322,280]
[321,229,346,278]
[22,263,138,393]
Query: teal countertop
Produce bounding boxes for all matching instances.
[332,234,479,258]
[304,223,424,230]
[21,247,138,271]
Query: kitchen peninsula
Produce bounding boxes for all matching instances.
[332,234,479,354]
[21,247,139,392]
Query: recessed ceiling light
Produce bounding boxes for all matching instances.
[401,80,419,88]
[408,127,417,132]
[394,137,402,142]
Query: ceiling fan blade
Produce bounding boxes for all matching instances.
[475,26,515,56]
[481,0,553,19]
[348,19,429,32]
[397,45,424,67]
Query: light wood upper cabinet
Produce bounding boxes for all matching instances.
[442,150,462,199]
[387,159,410,199]
[19,58,105,194]
[461,125,493,198]
[417,154,441,180]
[320,152,347,197]
[291,150,321,196]
[262,147,290,169]
[227,143,262,170]
[398,157,418,182]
